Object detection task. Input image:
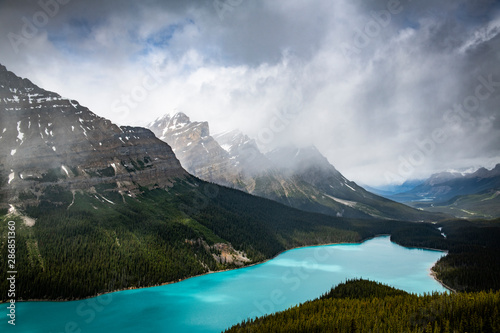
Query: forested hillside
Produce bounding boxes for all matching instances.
[2,177,500,300]
[226,279,500,333]
[389,218,500,292]
[0,176,388,300]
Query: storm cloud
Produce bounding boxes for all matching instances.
[1,0,499,185]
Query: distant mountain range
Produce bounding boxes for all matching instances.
[148,113,443,221]
[385,165,500,218]
[362,180,425,197]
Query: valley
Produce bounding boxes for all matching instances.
[0,237,449,333]
[1,0,500,331]
[0,63,456,302]
[0,63,499,332]
[378,165,500,219]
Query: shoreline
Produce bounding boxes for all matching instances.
[429,270,457,293]
[7,234,450,303]
[10,238,359,303]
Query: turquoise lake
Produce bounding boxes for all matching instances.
[2,236,447,333]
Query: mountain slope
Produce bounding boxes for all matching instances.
[262,146,443,221]
[149,114,444,221]
[412,189,500,219]
[0,64,186,208]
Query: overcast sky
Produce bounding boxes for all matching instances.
[1,0,499,186]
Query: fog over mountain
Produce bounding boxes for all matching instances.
[147,112,445,221]
[1,0,499,186]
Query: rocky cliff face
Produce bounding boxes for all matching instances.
[0,64,186,208]
[213,130,271,175]
[148,112,439,221]
[148,113,247,189]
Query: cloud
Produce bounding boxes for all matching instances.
[0,0,499,186]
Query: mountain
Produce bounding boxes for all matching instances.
[212,129,271,175]
[392,167,500,200]
[0,64,186,208]
[262,146,442,221]
[2,63,434,301]
[147,113,246,189]
[390,165,500,203]
[148,113,444,221]
[362,180,424,197]
[414,189,500,219]
[387,165,500,218]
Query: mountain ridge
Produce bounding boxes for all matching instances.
[386,164,500,218]
[389,164,500,204]
[148,112,445,221]
[0,65,187,208]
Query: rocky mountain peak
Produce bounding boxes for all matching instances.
[214,130,256,152]
[0,66,57,102]
[425,164,500,186]
[147,111,241,186]
[0,64,186,208]
[493,163,500,174]
[149,111,210,140]
[468,164,500,179]
[213,129,271,175]
[171,112,191,126]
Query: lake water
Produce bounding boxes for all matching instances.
[3,236,447,333]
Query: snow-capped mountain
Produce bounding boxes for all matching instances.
[148,113,245,188]
[0,64,186,208]
[212,129,271,175]
[148,112,442,221]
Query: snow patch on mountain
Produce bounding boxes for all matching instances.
[16,121,24,143]
[220,144,232,152]
[324,194,357,208]
[8,171,15,184]
[345,183,356,191]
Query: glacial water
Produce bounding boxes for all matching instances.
[2,236,447,333]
